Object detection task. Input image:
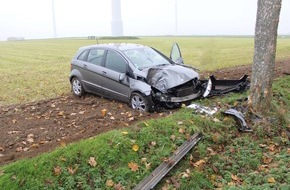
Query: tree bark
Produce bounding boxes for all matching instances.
[248,0,282,115]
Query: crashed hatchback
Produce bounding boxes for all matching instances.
[69,43,248,111]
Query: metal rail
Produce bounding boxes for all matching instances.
[133,133,202,190]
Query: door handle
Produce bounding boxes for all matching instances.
[102,71,107,75]
[83,64,87,69]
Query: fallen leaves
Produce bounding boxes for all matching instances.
[60,141,66,147]
[16,147,23,152]
[178,128,185,134]
[212,133,221,143]
[101,109,107,117]
[262,155,273,164]
[192,159,206,167]
[106,179,114,187]
[114,183,124,190]
[213,118,220,123]
[267,176,276,183]
[0,93,170,168]
[88,157,97,167]
[150,141,156,147]
[179,169,191,179]
[27,134,34,143]
[121,131,128,135]
[58,111,64,116]
[170,134,176,141]
[78,111,85,115]
[128,117,134,121]
[207,147,217,156]
[259,143,267,148]
[54,166,61,176]
[132,144,139,152]
[67,166,78,175]
[143,121,149,127]
[140,157,151,170]
[231,173,239,181]
[7,130,20,135]
[128,162,139,172]
[268,146,276,154]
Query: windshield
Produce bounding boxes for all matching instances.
[122,47,171,70]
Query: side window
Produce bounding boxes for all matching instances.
[77,50,89,61]
[87,49,105,66]
[105,51,127,73]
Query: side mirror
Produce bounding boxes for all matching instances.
[119,73,126,82]
[170,43,184,64]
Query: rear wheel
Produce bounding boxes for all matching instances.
[130,92,153,112]
[71,77,85,97]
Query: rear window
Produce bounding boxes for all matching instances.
[87,49,105,66]
[77,50,89,61]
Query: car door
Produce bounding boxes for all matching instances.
[100,50,131,102]
[170,43,184,64]
[81,48,105,95]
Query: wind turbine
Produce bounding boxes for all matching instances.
[51,0,57,38]
[111,0,123,36]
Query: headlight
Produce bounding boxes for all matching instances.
[160,94,170,101]
[152,88,170,101]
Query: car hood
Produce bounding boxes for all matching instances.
[145,64,199,93]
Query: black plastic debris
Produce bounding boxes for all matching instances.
[202,75,249,98]
[223,109,253,132]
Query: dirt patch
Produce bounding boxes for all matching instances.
[0,96,172,166]
[201,59,290,80]
[0,60,289,166]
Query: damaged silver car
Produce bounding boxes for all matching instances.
[69,43,248,111]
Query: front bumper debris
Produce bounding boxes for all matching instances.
[223,109,253,132]
[202,75,249,97]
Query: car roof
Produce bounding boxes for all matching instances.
[79,43,147,51]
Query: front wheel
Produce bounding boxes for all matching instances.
[130,92,153,112]
[71,77,85,97]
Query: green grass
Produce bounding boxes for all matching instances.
[1,36,290,105]
[0,76,289,189]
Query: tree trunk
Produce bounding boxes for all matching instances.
[248,0,282,115]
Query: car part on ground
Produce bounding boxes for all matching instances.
[187,103,218,116]
[187,103,252,132]
[133,133,202,190]
[201,75,249,98]
[223,109,253,132]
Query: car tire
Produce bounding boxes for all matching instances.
[130,92,153,112]
[71,77,85,97]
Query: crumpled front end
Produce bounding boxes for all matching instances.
[146,65,202,104]
[151,78,202,103]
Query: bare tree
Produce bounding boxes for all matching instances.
[248,0,282,115]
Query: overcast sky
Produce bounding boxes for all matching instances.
[0,0,289,41]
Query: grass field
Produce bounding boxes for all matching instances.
[0,37,289,189]
[0,36,289,105]
[0,76,289,189]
